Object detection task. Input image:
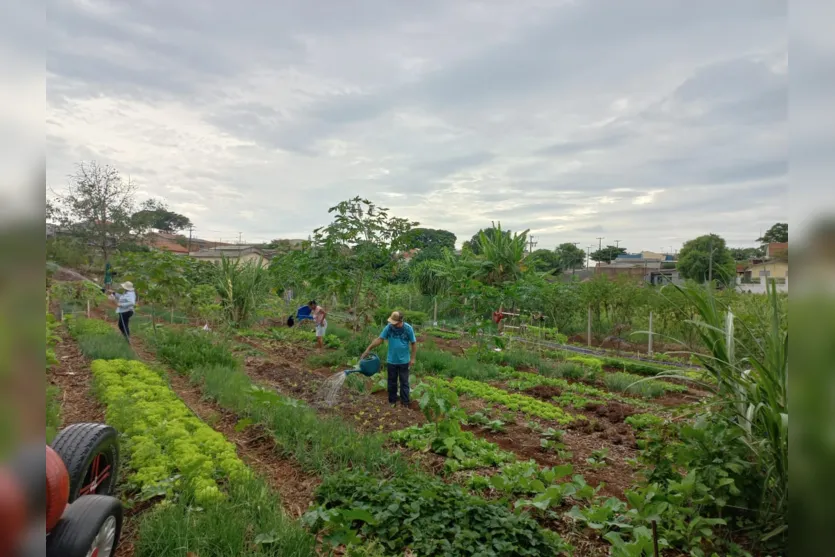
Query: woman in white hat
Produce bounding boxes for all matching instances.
[109,281,136,342]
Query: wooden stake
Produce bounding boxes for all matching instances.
[651,520,660,557]
[648,311,654,356]
[87,299,91,317]
[433,297,438,326]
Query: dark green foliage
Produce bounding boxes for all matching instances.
[304,470,571,556]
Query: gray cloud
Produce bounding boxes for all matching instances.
[46,0,791,251]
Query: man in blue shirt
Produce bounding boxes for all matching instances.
[361,311,417,407]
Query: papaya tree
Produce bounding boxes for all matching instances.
[311,197,417,329]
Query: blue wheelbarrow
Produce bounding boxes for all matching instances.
[343,354,381,377]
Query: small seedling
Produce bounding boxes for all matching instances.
[586,447,610,470]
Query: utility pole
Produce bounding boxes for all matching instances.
[528,235,537,254]
[614,239,620,248]
[570,242,581,274]
[187,225,194,254]
[586,245,594,269]
[596,237,604,251]
[708,236,714,284]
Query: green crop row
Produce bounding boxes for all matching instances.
[148,325,569,555]
[65,315,136,360]
[505,370,656,409]
[91,358,249,504]
[426,376,577,424]
[303,470,571,556]
[390,422,516,473]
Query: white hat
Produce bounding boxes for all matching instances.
[120,281,135,291]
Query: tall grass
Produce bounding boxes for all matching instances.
[213,256,272,327]
[415,343,507,381]
[661,282,788,538]
[135,475,316,557]
[66,316,136,360]
[142,326,239,372]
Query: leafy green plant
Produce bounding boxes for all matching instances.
[304,470,572,556]
[624,413,665,431]
[390,422,515,473]
[658,283,788,543]
[586,448,610,470]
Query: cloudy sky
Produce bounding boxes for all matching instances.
[46,0,789,252]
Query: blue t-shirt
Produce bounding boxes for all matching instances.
[380,323,416,364]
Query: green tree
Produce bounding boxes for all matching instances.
[463,226,511,255]
[756,223,788,244]
[555,243,586,271]
[527,249,562,273]
[131,199,193,233]
[677,234,735,284]
[48,161,138,262]
[473,222,529,285]
[312,197,417,326]
[590,245,627,264]
[400,228,456,252]
[730,247,765,261]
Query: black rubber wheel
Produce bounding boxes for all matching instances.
[46,495,122,557]
[51,423,119,503]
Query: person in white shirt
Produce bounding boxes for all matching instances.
[110,281,136,342]
[308,300,327,349]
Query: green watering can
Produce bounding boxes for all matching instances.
[343,354,381,377]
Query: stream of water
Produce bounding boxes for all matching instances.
[321,371,348,407]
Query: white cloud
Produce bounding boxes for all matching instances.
[45,0,789,251]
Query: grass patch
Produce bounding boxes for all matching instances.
[46,385,61,443]
[142,326,239,373]
[135,474,316,557]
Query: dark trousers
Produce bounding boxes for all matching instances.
[387,363,410,405]
[117,310,133,341]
